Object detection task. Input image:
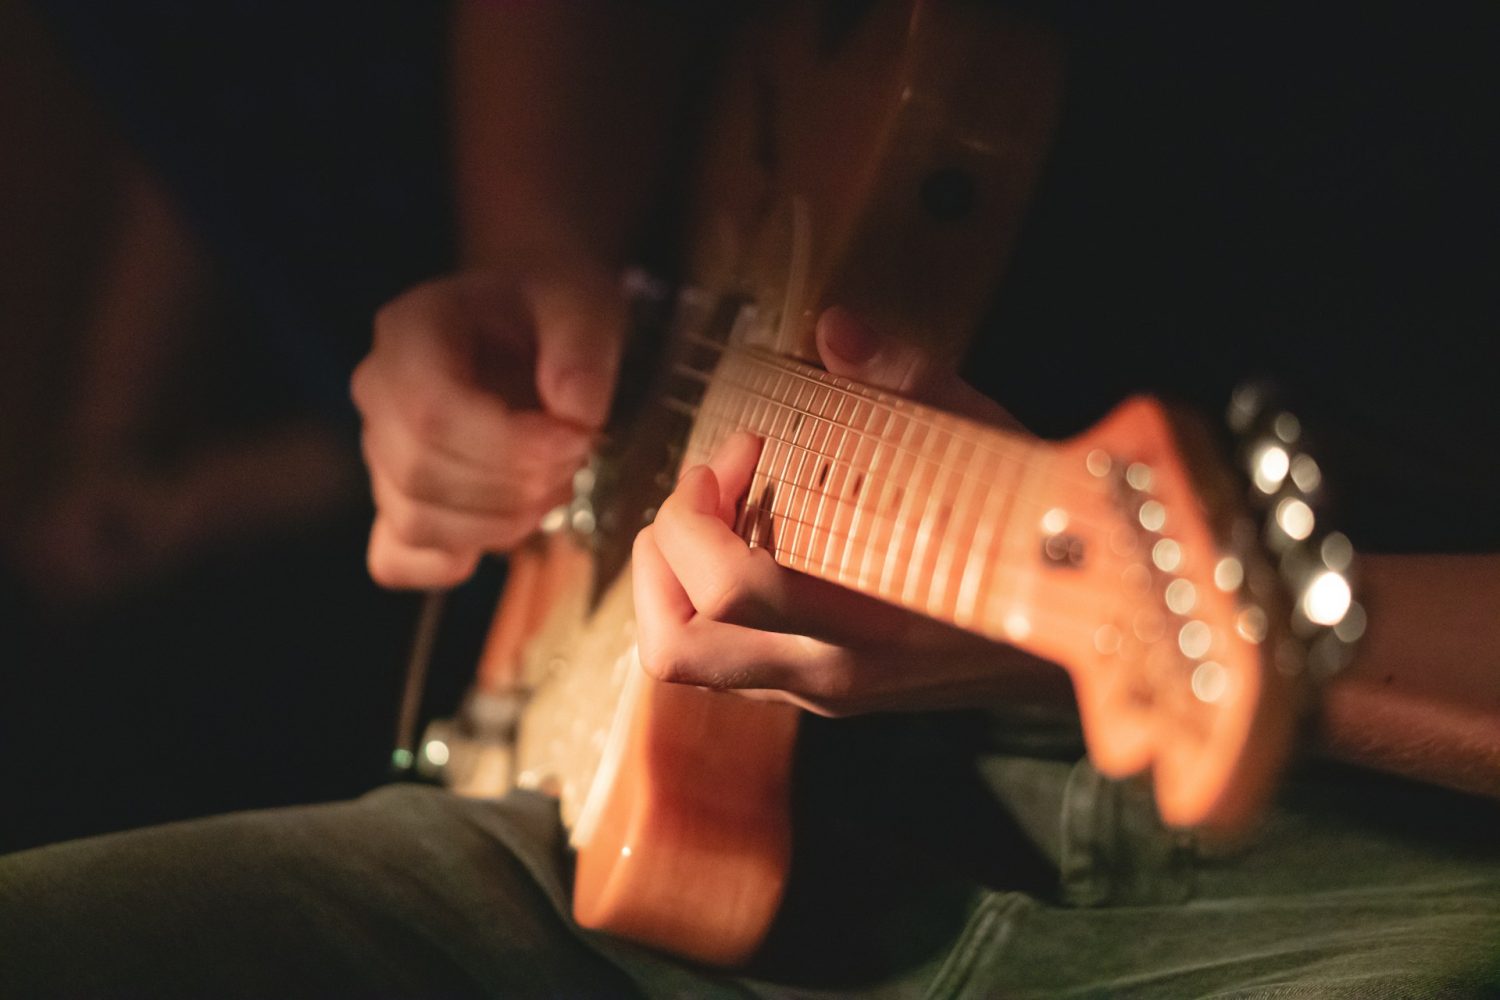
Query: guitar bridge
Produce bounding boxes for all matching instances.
[416,688,528,799]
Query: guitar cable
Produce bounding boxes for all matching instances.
[389,588,446,777]
[382,270,672,784]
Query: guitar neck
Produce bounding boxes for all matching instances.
[682,346,1095,664]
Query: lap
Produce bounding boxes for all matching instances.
[2,743,1497,999]
[954,755,1500,998]
[0,786,640,998]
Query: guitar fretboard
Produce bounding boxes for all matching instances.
[680,347,1069,644]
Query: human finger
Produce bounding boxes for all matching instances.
[633,525,829,693]
[368,463,562,554]
[366,516,481,590]
[649,434,926,642]
[651,462,787,626]
[528,269,627,430]
[359,279,596,467]
[815,307,1022,429]
[358,398,585,516]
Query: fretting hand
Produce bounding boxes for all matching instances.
[632,309,1071,717]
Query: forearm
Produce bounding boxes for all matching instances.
[1315,554,1500,798]
[451,2,708,273]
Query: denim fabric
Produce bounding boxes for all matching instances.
[3,731,1497,998]
[929,756,1500,998]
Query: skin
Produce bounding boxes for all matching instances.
[634,315,1500,797]
[354,274,1500,798]
[352,270,622,588]
[354,4,1499,801]
[354,3,703,590]
[631,309,1073,718]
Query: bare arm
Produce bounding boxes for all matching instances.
[636,318,1500,799]
[439,10,1500,809]
[451,2,706,273]
[356,6,717,588]
[1317,554,1500,798]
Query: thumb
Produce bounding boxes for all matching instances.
[815,307,1021,429]
[702,431,762,526]
[529,272,627,430]
[815,306,935,396]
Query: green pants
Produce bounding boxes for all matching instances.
[3,714,1498,997]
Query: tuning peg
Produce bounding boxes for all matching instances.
[1225,382,1362,684]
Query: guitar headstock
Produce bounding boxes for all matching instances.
[1046,396,1316,835]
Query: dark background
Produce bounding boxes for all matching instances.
[0,1,498,853]
[1,0,1497,854]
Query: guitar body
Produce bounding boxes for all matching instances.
[443,0,1345,969]
[570,629,800,965]
[493,0,1065,965]
[504,551,798,965]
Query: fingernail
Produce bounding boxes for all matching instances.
[548,368,611,429]
[820,307,879,364]
[677,465,719,512]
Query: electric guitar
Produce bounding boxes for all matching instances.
[419,0,1359,967]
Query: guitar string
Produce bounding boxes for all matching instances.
[656,322,1180,584]
[683,385,1023,618]
[713,413,1040,567]
[733,449,1223,728]
[676,344,1120,499]
[687,388,1147,627]
[729,460,1109,601]
[682,392,1138,588]
[664,336,1174,584]
[657,331,1231,719]
[725,431,1237,714]
[683,381,1110,522]
[731,475,1224,729]
[682,348,1045,475]
[666,335,1032,464]
[667,333,1048,471]
[681,381,1130,543]
[656,342,1228,720]
[702,376,1111,519]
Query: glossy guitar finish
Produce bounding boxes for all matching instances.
[444,0,1304,968]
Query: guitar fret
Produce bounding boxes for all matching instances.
[808,419,843,575]
[986,447,1054,637]
[854,406,897,589]
[792,440,818,574]
[920,434,966,615]
[763,433,791,551]
[750,361,823,567]
[868,419,913,595]
[793,394,821,564]
[838,411,869,585]
[838,416,882,585]
[770,424,798,556]
[927,435,988,619]
[738,469,1030,585]
[783,441,814,571]
[686,348,1073,641]
[878,413,928,599]
[955,441,1024,628]
[901,426,957,606]
[740,417,769,541]
[818,420,853,578]
[805,422,833,574]
[717,352,1035,473]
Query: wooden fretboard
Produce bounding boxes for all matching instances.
[679,347,1103,656]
